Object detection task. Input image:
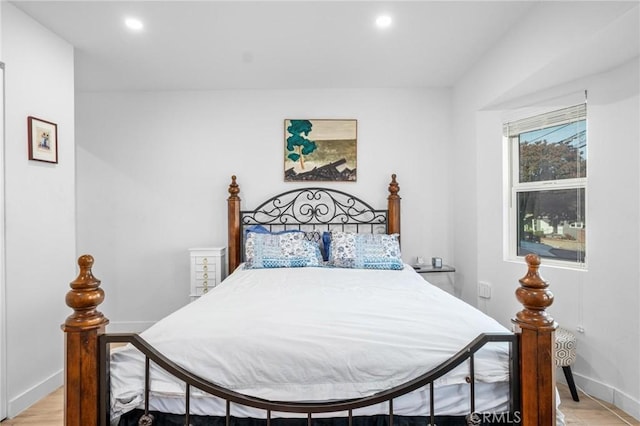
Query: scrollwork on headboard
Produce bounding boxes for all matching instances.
[227,174,401,273]
[241,188,388,229]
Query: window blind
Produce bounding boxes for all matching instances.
[504,103,586,136]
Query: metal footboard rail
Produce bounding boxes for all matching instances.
[99,332,520,426]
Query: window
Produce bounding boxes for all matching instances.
[505,104,587,266]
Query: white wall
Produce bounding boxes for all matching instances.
[0,3,6,418]
[76,88,453,328]
[1,3,75,417]
[453,1,639,419]
[6,0,635,419]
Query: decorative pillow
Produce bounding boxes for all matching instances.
[322,231,332,262]
[244,224,270,235]
[243,224,301,237]
[244,225,327,262]
[245,231,322,269]
[327,231,403,270]
[302,230,328,262]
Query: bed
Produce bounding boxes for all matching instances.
[62,174,559,426]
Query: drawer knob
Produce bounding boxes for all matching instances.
[203,258,208,264]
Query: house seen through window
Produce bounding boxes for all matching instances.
[505,103,587,266]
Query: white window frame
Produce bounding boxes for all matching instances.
[505,103,587,269]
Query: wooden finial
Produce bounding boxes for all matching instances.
[513,254,557,425]
[228,175,242,273]
[63,255,108,331]
[228,175,240,199]
[388,174,400,198]
[387,174,401,236]
[62,255,108,426]
[514,254,555,328]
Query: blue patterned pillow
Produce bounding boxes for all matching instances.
[243,225,326,261]
[244,224,304,237]
[245,231,322,269]
[301,230,326,261]
[328,231,403,270]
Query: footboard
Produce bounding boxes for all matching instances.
[99,332,519,426]
[63,254,556,426]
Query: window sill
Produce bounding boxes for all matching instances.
[505,256,588,272]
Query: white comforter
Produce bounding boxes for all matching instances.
[110,265,512,419]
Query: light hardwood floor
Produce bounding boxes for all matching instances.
[0,383,637,425]
[557,383,639,425]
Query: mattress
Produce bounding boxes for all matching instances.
[109,265,514,421]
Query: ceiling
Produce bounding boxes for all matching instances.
[11,1,538,92]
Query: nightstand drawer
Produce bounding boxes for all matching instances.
[193,282,215,296]
[195,270,216,281]
[194,262,216,273]
[195,256,218,266]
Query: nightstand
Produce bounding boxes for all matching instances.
[412,264,456,274]
[412,264,457,297]
[189,247,226,301]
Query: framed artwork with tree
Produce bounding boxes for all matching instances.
[284,119,357,182]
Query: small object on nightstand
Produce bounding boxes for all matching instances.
[432,257,443,268]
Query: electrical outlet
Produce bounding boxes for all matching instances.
[478,281,491,299]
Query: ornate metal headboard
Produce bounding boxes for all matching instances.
[241,187,388,231]
[227,174,401,272]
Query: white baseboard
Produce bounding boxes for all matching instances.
[5,322,153,419]
[573,371,640,421]
[6,321,153,418]
[8,369,62,419]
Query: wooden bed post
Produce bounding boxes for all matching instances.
[228,175,242,273]
[61,254,109,426]
[513,254,557,425]
[387,174,400,236]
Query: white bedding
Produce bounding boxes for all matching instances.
[109,264,514,420]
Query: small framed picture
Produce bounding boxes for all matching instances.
[28,116,58,164]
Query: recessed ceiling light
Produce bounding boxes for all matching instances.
[375,15,392,29]
[125,17,144,31]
